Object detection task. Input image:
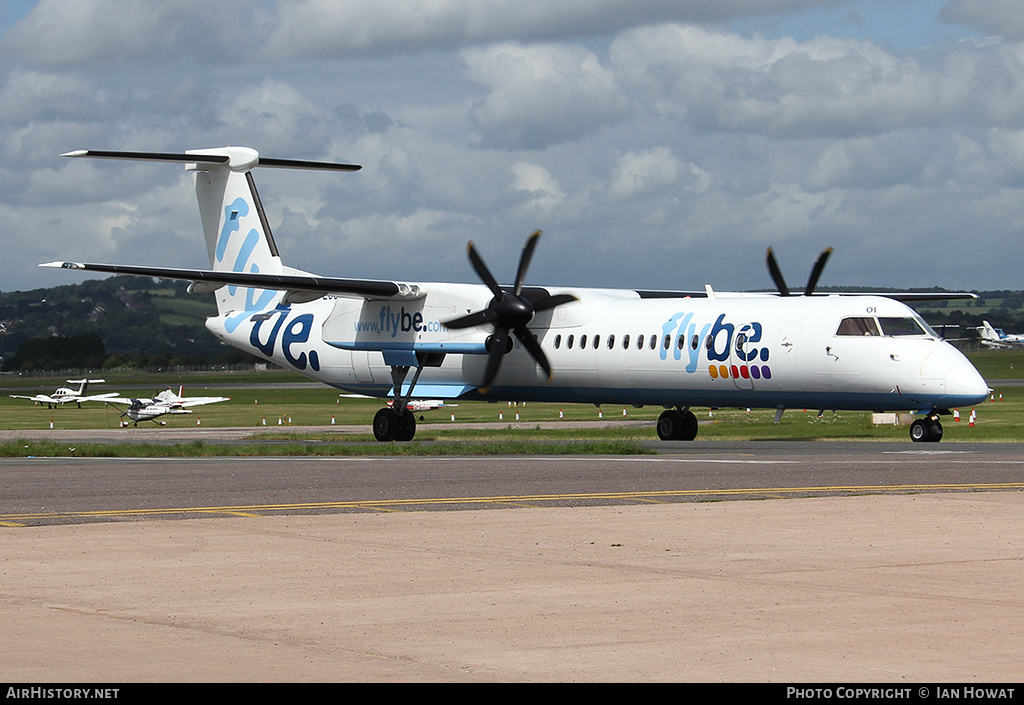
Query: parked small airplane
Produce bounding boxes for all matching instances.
[43,147,990,443]
[975,321,1024,349]
[387,399,455,413]
[10,379,118,408]
[108,386,230,426]
[339,394,454,412]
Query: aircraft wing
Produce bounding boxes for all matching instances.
[175,396,230,408]
[78,392,122,402]
[10,394,57,403]
[39,261,419,300]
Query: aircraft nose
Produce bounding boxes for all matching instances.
[945,353,990,403]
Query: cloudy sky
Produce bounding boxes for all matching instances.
[1,0,1022,295]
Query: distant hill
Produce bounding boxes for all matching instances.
[0,276,236,370]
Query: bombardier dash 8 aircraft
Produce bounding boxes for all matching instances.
[43,147,989,443]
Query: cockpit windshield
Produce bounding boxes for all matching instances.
[836,317,880,336]
[878,317,932,337]
[836,315,936,338]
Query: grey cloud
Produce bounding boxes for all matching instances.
[3,0,839,68]
[941,0,1024,40]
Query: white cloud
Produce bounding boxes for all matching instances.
[464,42,626,149]
[509,161,564,216]
[606,147,681,201]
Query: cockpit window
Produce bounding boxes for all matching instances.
[836,317,880,336]
[878,317,929,337]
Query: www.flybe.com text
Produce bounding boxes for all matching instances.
[354,305,445,337]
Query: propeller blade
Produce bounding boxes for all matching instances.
[467,241,504,299]
[803,247,834,296]
[514,327,552,380]
[766,247,790,297]
[480,328,510,392]
[443,308,499,330]
[531,293,578,313]
[512,230,541,296]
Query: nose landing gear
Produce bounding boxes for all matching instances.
[910,413,944,442]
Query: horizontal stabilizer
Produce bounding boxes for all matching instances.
[62,149,361,172]
[39,261,420,300]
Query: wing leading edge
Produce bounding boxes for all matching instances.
[39,261,422,301]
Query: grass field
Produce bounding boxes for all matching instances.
[2,357,1021,448]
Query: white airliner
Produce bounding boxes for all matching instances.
[43,147,989,443]
[975,321,1024,349]
[108,386,230,426]
[10,379,118,408]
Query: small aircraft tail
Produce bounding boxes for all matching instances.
[68,378,105,395]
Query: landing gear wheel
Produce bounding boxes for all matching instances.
[373,408,417,442]
[910,418,943,443]
[396,409,416,441]
[373,408,397,441]
[657,409,699,441]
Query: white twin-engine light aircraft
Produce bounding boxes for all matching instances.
[44,147,989,443]
[10,379,118,408]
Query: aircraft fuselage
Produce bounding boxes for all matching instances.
[206,284,988,415]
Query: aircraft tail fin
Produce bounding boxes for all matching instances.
[979,321,1000,341]
[62,148,361,317]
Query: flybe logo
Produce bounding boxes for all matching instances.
[353,305,446,337]
[660,312,771,380]
[247,307,321,372]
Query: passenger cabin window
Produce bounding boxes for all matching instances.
[836,317,880,336]
[554,334,561,349]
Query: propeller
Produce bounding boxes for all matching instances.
[766,246,834,297]
[444,230,577,392]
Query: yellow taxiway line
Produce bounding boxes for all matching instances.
[3,482,1023,525]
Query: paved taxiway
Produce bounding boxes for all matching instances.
[2,433,1022,681]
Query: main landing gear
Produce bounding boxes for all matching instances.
[657,407,699,441]
[372,356,443,442]
[910,412,944,443]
